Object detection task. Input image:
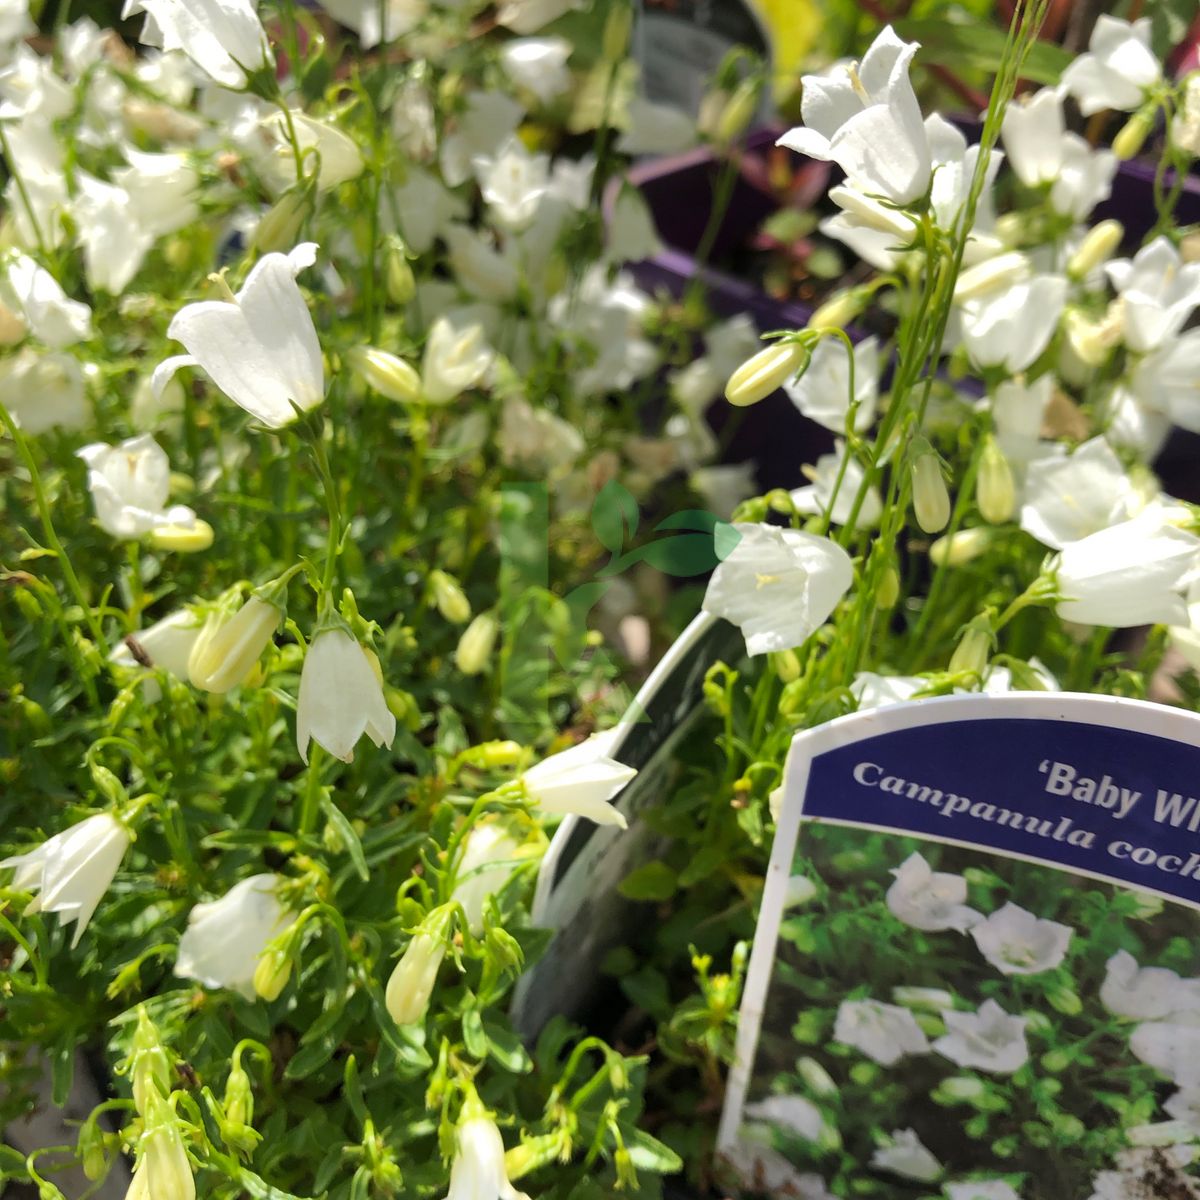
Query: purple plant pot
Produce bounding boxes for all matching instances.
[626,129,1200,501]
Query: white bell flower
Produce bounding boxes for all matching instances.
[1104,385,1172,460]
[886,852,981,933]
[1054,508,1200,628]
[500,37,572,105]
[473,137,549,232]
[1061,15,1160,116]
[969,901,1072,976]
[608,186,662,263]
[1100,950,1200,1021]
[785,334,879,434]
[779,26,930,205]
[111,148,200,237]
[1106,237,1200,354]
[834,998,930,1066]
[791,442,883,529]
[615,95,696,156]
[959,273,1066,373]
[0,349,88,434]
[440,90,523,188]
[443,225,520,301]
[295,625,396,764]
[154,243,324,429]
[452,823,523,936]
[521,733,635,828]
[991,375,1052,470]
[444,1113,531,1200]
[385,923,447,1025]
[317,0,425,48]
[257,111,364,194]
[1130,1022,1200,1087]
[2,253,92,347]
[1,812,130,947]
[126,1099,195,1200]
[174,873,288,999]
[421,316,493,404]
[391,167,468,255]
[1050,134,1116,221]
[0,0,32,44]
[1001,87,1064,186]
[851,672,924,712]
[702,522,854,656]
[743,1094,825,1141]
[933,999,1028,1074]
[944,1181,1021,1200]
[123,0,273,90]
[495,0,581,33]
[870,1129,942,1183]
[109,608,203,702]
[499,395,583,471]
[71,173,155,295]
[1019,437,1136,550]
[1131,329,1200,434]
[77,435,196,540]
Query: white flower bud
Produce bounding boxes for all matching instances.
[189,596,281,694]
[929,527,992,567]
[1068,219,1123,279]
[421,318,492,405]
[948,619,993,678]
[430,570,472,624]
[911,451,950,534]
[348,346,421,403]
[385,921,449,1026]
[953,252,1030,303]
[455,613,498,675]
[149,518,214,553]
[726,341,809,408]
[976,436,1014,524]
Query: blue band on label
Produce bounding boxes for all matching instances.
[803,717,1200,909]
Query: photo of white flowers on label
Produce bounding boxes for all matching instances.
[719,694,1200,1200]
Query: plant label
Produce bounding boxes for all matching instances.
[511,612,744,1039]
[720,692,1200,1200]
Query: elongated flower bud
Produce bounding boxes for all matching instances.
[149,519,214,553]
[714,78,758,146]
[601,1,632,61]
[1113,108,1154,161]
[949,617,993,678]
[348,346,421,404]
[385,912,451,1026]
[131,1007,171,1115]
[455,612,498,675]
[252,939,293,1002]
[726,341,809,408]
[911,451,950,534]
[808,288,866,331]
[953,251,1029,302]
[252,189,310,255]
[385,237,415,304]
[189,596,281,694]
[976,436,1014,524]
[129,1094,195,1200]
[1067,219,1123,279]
[875,564,900,609]
[429,570,471,624]
[929,527,992,567]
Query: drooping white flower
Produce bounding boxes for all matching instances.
[991,375,1052,470]
[886,852,981,933]
[1165,1088,1200,1134]
[1001,88,1064,187]
[1019,437,1135,550]
[452,823,523,936]
[521,733,635,828]
[174,874,288,999]
[111,148,200,237]
[615,95,696,156]
[608,186,662,263]
[385,925,447,1026]
[1054,508,1200,628]
[1101,950,1200,1022]
[834,998,930,1066]
[1106,237,1200,354]
[498,395,583,473]
[1130,329,1200,434]
[785,334,879,434]
[959,274,1067,373]
[154,243,324,429]
[851,672,925,711]
[123,0,273,89]
[1,813,130,947]
[0,349,89,434]
[702,523,854,657]
[77,435,196,540]
[443,1114,531,1200]
[791,442,883,529]
[317,0,425,48]
[779,26,930,205]
[188,595,282,694]
[440,89,523,188]
[1060,15,1161,116]
[969,902,1072,976]
[1051,135,1117,222]
[295,625,396,764]
[109,608,203,702]
[71,173,155,295]
[444,224,521,301]
[1130,1021,1200,1086]
[257,111,364,194]
[2,253,92,347]
[934,1000,1028,1074]
[473,137,549,232]
[743,1094,825,1142]
[871,1129,942,1182]
[500,37,572,105]
[127,1096,196,1200]
[722,1138,837,1199]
